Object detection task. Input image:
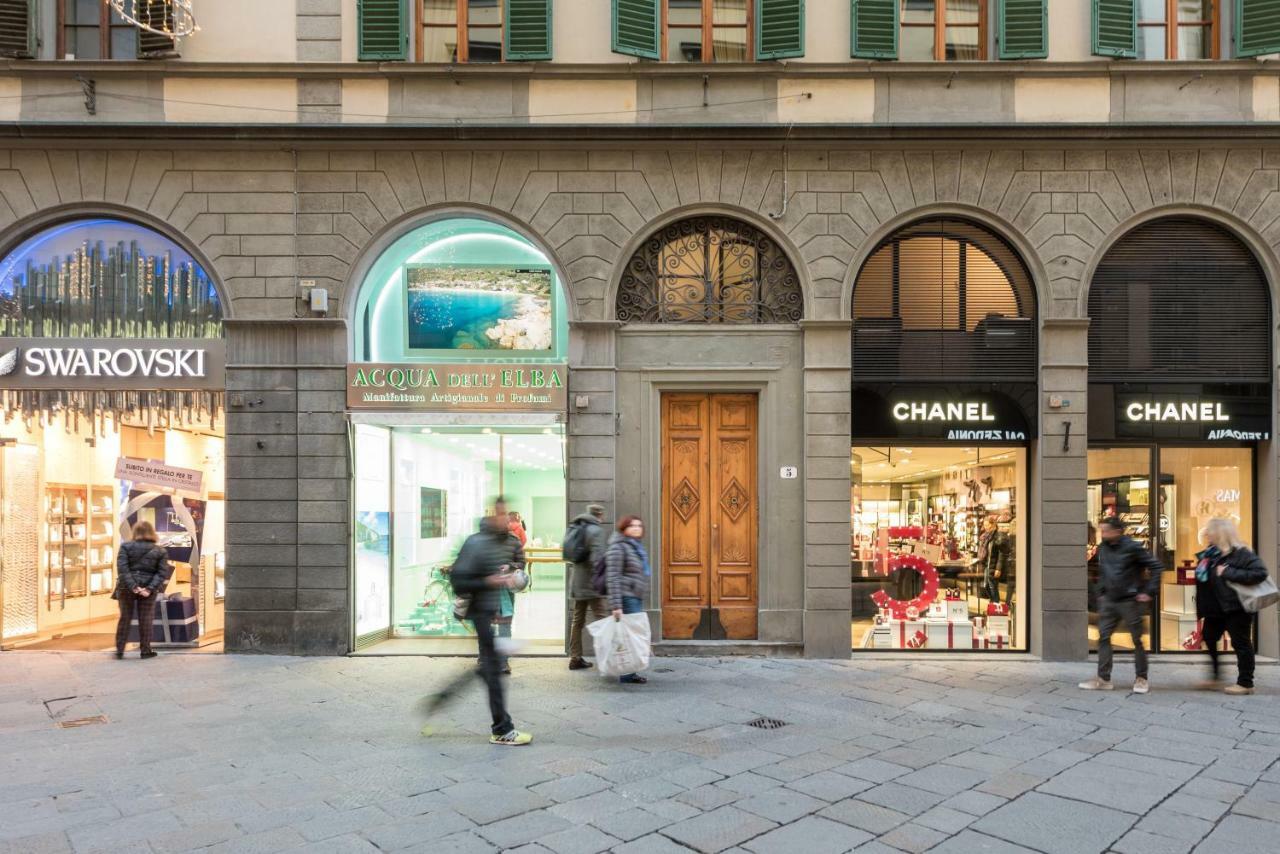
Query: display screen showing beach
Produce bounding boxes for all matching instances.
[405,265,554,351]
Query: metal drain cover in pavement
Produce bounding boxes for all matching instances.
[746,717,788,730]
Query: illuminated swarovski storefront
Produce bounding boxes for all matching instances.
[0,217,228,652]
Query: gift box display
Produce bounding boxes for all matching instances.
[871,624,892,648]
[924,619,974,649]
[986,602,1010,616]
[893,619,928,649]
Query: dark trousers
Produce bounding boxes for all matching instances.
[1203,612,1255,688]
[1097,596,1148,681]
[470,614,513,736]
[115,587,156,655]
[569,598,607,659]
[983,571,1002,605]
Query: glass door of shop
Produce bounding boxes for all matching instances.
[352,422,568,653]
[1087,445,1255,653]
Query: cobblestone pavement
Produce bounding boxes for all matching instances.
[3,653,1280,854]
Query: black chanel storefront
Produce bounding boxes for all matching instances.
[1086,217,1273,654]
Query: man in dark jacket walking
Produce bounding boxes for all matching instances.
[567,504,609,670]
[437,499,531,745]
[1080,517,1164,694]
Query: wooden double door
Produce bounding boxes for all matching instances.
[661,393,758,640]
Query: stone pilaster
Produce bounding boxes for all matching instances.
[1035,318,1090,661]
[801,320,853,659]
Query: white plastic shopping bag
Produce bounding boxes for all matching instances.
[587,613,651,677]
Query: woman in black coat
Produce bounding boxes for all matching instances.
[1195,518,1268,695]
[113,520,172,660]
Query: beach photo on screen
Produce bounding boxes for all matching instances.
[405,264,553,351]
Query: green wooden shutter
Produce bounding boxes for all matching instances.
[0,0,36,59]
[613,0,660,58]
[851,0,898,60]
[1237,0,1280,57]
[358,0,408,61]
[137,0,178,59]
[506,0,553,60]
[1092,0,1136,58]
[998,0,1047,59]
[756,0,805,60]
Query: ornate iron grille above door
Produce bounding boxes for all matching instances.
[616,216,803,323]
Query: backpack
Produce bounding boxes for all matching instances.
[590,553,609,597]
[562,519,594,564]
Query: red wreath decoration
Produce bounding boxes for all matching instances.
[871,553,941,619]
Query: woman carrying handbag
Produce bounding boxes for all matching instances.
[1195,518,1275,695]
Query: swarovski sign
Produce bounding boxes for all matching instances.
[0,338,224,390]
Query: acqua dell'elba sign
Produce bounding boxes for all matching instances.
[346,363,566,413]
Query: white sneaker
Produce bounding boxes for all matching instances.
[1078,677,1114,691]
[1133,678,1150,694]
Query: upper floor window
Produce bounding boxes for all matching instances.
[422,0,502,62]
[61,0,137,59]
[666,0,750,62]
[57,0,179,60]
[901,0,986,61]
[1137,0,1218,60]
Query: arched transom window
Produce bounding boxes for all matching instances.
[616,215,803,324]
[852,218,1036,382]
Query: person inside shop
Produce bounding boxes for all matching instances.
[1079,517,1163,695]
[975,515,1010,606]
[508,511,528,546]
[113,520,172,660]
[424,497,532,746]
[564,503,609,671]
[606,515,651,685]
[1195,517,1268,696]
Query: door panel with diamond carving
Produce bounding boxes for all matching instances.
[661,393,757,640]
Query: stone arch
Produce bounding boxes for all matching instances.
[606,203,815,322]
[1076,204,1280,323]
[340,203,580,358]
[0,201,234,320]
[839,203,1052,326]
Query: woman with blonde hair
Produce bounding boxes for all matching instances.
[113,520,173,660]
[1195,517,1268,694]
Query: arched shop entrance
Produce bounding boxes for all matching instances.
[0,217,226,652]
[850,218,1038,652]
[348,217,569,653]
[1086,217,1272,654]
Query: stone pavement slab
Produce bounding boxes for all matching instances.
[2,653,1280,854]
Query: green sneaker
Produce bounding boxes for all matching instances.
[490,729,533,746]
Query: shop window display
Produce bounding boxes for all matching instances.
[353,424,567,649]
[1087,446,1254,653]
[852,446,1025,650]
[1,418,225,651]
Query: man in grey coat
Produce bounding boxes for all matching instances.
[567,504,609,670]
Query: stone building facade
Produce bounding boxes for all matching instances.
[1,1,1279,659]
